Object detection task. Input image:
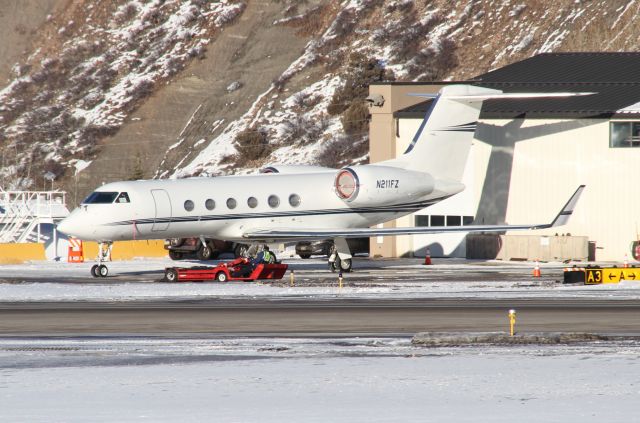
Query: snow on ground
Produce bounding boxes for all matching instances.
[1,258,640,301]
[0,336,639,422]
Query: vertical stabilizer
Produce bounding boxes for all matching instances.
[384,85,502,181]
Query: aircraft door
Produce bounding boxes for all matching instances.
[151,189,171,232]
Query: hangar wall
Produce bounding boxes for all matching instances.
[371,93,640,261]
[502,118,640,261]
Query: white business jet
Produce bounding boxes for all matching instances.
[57,85,587,277]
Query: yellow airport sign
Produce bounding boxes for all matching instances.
[585,268,640,285]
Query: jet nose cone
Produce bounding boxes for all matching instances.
[56,217,72,236]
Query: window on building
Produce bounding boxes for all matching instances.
[205,199,215,210]
[610,122,640,147]
[463,216,474,225]
[247,197,258,208]
[268,195,280,208]
[184,200,194,212]
[430,215,445,227]
[415,215,429,227]
[226,198,237,209]
[446,216,461,226]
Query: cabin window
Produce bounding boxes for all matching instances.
[463,216,474,225]
[205,199,215,210]
[184,200,194,212]
[289,194,301,207]
[82,191,118,204]
[247,197,258,208]
[610,122,640,147]
[116,192,130,203]
[268,195,280,208]
[227,198,237,209]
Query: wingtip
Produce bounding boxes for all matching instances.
[549,185,586,228]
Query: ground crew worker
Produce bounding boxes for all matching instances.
[233,246,276,278]
[253,246,275,265]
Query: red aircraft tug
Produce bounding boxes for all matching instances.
[164,257,288,282]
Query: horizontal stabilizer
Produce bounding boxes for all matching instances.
[408,91,595,104]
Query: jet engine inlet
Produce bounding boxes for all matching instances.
[335,168,359,201]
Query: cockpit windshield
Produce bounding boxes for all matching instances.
[116,192,130,203]
[82,191,120,204]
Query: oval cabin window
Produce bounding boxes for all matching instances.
[268,195,280,208]
[289,194,301,207]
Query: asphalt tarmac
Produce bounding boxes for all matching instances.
[2,298,640,335]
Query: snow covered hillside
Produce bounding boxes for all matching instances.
[0,0,638,197]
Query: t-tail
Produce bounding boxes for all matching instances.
[382,85,593,183]
[382,85,501,181]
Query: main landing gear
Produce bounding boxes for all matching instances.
[327,238,353,273]
[91,241,113,278]
[328,254,352,273]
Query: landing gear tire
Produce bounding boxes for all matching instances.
[234,244,249,258]
[196,244,213,260]
[98,265,108,277]
[339,258,352,272]
[329,256,352,273]
[216,272,228,282]
[168,250,183,260]
[165,268,178,282]
[91,264,109,277]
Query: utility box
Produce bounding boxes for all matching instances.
[466,234,589,262]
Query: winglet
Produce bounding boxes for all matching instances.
[540,185,585,229]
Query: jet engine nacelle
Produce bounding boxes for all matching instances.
[334,165,435,205]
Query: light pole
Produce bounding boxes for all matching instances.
[43,171,55,192]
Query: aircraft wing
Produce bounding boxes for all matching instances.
[243,185,585,240]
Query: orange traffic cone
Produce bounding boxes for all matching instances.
[423,248,432,265]
[532,260,541,277]
[624,254,629,268]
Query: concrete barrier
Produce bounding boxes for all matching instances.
[1,240,167,264]
[82,240,167,260]
[466,234,589,261]
[0,243,46,264]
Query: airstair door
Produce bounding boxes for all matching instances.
[151,189,171,232]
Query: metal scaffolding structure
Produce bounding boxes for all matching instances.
[0,189,70,244]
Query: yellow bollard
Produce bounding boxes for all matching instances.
[290,270,295,287]
[509,309,517,336]
[338,271,343,289]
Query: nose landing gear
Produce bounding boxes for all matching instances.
[91,241,113,278]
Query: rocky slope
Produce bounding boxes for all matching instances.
[0,0,638,203]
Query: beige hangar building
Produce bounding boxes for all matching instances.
[367,52,640,262]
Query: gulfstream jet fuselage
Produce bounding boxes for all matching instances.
[58,85,589,275]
